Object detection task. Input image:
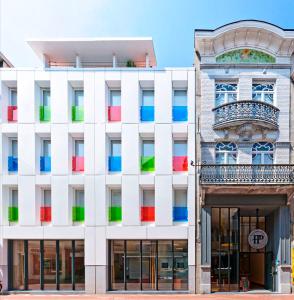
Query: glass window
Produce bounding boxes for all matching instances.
[10,189,18,207]
[75,190,84,207]
[110,90,121,106]
[74,240,85,290]
[110,240,125,290]
[173,90,187,106]
[111,190,121,207]
[252,83,274,104]
[173,240,188,290]
[28,240,40,290]
[44,240,56,290]
[174,190,187,207]
[59,240,72,290]
[143,190,154,207]
[173,141,187,156]
[42,89,50,106]
[157,240,173,290]
[75,140,84,157]
[252,142,274,164]
[43,140,51,157]
[74,90,84,106]
[142,240,157,290]
[11,139,18,157]
[126,241,141,290]
[12,240,25,290]
[142,90,154,106]
[111,140,121,156]
[10,89,17,106]
[43,190,51,207]
[215,142,237,164]
[142,140,154,157]
[215,83,237,107]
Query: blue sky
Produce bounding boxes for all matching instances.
[0,0,294,68]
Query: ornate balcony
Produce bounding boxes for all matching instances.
[213,100,279,130]
[200,164,294,185]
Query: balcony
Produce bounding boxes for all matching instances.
[39,106,51,122]
[140,106,154,121]
[8,156,18,172]
[72,156,84,172]
[213,100,279,130]
[141,156,155,172]
[173,106,187,121]
[173,156,188,171]
[141,206,155,222]
[40,206,51,222]
[108,206,122,222]
[8,206,18,222]
[72,106,84,122]
[108,156,122,172]
[72,206,84,222]
[7,106,17,122]
[200,164,294,185]
[108,106,121,121]
[40,156,51,172]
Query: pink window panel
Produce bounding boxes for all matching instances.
[108,106,121,121]
[173,156,188,171]
[72,156,84,172]
[7,106,17,122]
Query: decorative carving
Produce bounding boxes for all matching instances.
[216,49,276,64]
[200,164,294,184]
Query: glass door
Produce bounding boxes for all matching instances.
[211,208,239,292]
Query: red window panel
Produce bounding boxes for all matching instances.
[40,207,51,222]
[7,106,17,122]
[141,206,155,222]
[108,106,121,121]
[173,156,188,171]
[72,156,84,172]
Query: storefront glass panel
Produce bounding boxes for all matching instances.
[12,240,25,290]
[173,240,188,290]
[59,240,72,290]
[44,241,56,290]
[142,240,157,290]
[157,241,173,290]
[110,240,125,290]
[75,240,85,290]
[126,240,141,290]
[28,240,40,290]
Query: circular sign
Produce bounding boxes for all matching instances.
[248,229,268,249]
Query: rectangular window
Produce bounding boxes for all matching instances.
[73,190,84,222]
[141,140,155,172]
[173,189,188,222]
[11,139,18,157]
[173,141,187,156]
[141,190,155,222]
[215,83,237,106]
[173,90,187,106]
[110,90,121,106]
[142,90,154,106]
[9,189,18,222]
[75,140,84,157]
[173,90,187,121]
[10,89,17,106]
[72,90,84,121]
[40,89,51,121]
[41,89,50,106]
[142,140,154,157]
[109,190,122,222]
[109,140,121,172]
[40,139,51,172]
[173,140,188,171]
[72,140,84,172]
[252,83,274,104]
[42,140,51,157]
[74,90,84,106]
[41,190,51,223]
[8,139,18,172]
[111,140,121,156]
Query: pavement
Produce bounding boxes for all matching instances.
[1,294,294,300]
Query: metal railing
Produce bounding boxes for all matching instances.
[213,100,279,129]
[200,164,294,184]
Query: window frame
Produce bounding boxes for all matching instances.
[215,142,237,164]
[109,89,121,106]
[173,89,187,107]
[9,88,17,106]
[252,82,275,105]
[215,82,238,107]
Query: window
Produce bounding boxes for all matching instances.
[109,190,122,222]
[173,141,188,171]
[8,139,18,172]
[10,89,17,106]
[40,89,51,122]
[9,189,18,222]
[173,141,187,156]
[41,190,51,222]
[11,139,18,157]
[252,142,273,164]
[141,190,155,222]
[42,139,51,157]
[215,142,237,164]
[108,90,121,121]
[110,140,121,156]
[173,90,187,106]
[40,139,51,172]
[75,140,84,156]
[73,190,84,222]
[252,83,274,104]
[141,140,155,172]
[110,90,121,106]
[215,83,237,107]
[74,90,84,106]
[109,140,121,172]
[8,89,17,122]
[142,90,154,106]
[173,90,187,121]
[141,90,154,121]
[72,140,84,172]
[41,89,50,106]
[72,90,84,121]
[173,190,188,222]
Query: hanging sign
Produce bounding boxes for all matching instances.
[248,229,268,249]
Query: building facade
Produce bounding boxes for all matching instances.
[195,20,294,293]
[0,20,294,294]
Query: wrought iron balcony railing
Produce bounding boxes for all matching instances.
[200,164,294,184]
[212,100,279,130]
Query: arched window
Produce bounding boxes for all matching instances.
[252,142,273,164]
[215,142,237,164]
[215,83,237,107]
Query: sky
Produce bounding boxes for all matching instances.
[0,0,294,68]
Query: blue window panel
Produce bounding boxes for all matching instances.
[40,156,51,172]
[173,207,188,222]
[109,156,122,172]
[140,106,154,121]
[172,106,187,121]
[8,156,18,172]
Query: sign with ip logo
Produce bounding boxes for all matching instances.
[248,229,268,249]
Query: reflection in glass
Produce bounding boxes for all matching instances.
[111,240,125,290]
[59,241,72,290]
[173,240,188,290]
[44,241,56,290]
[126,240,141,290]
[28,240,40,290]
[12,240,25,289]
[157,241,173,290]
[142,241,156,290]
[75,240,85,290]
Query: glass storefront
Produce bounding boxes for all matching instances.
[109,240,188,291]
[8,240,84,291]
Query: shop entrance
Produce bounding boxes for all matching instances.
[211,207,273,292]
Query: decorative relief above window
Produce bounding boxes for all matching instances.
[215,83,237,107]
[216,49,276,64]
[252,83,275,104]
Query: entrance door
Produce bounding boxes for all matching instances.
[211,208,239,292]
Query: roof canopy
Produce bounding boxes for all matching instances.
[27,37,156,68]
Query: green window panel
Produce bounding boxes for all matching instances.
[8,206,18,222]
[141,156,155,172]
[108,206,122,222]
[72,106,84,122]
[72,206,84,222]
[40,106,51,122]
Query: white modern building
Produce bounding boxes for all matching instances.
[0,38,196,293]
